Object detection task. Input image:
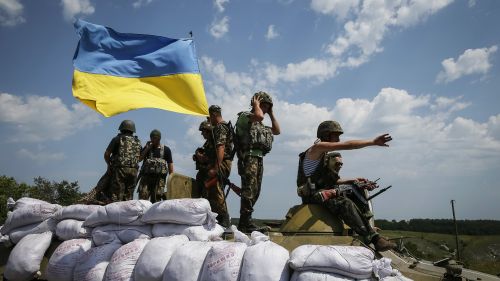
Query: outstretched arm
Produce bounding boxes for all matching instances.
[309,134,392,159]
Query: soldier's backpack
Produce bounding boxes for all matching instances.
[142,145,168,175]
[113,135,141,168]
[235,111,274,156]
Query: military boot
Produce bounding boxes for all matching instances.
[373,236,397,252]
[218,213,231,228]
[238,215,268,233]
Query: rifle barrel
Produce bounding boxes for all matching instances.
[367,185,392,201]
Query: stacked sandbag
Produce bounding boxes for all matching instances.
[199,241,248,281]
[134,235,189,281]
[291,270,372,281]
[45,239,93,281]
[289,245,375,280]
[4,232,53,281]
[54,204,100,241]
[8,218,57,244]
[83,200,152,245]
[73,242,122,281]
[235,227,290,281]
[142,198,224,241]
[163,241,217,281]
[104,238,150,281]
[373,257,414,281]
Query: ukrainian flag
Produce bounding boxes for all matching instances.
[72,20,208,117]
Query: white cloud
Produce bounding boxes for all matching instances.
[310,0,359,19]
[214,0,229,13]
[265,24,279,40]
[209,16,229,39]
[468,0,476,7]
[17,148,66,163]
[0,93,101,142]
[436,45,498,83]
[61,0,95,22]
[0,0,25,26]
[132,0,153,8]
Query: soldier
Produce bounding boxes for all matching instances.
[193,120,213,197]
[234,92,280,232]
[204,105,232,227]
[104,120,142,202]
[296,120,396,252]
[137,129,174,203]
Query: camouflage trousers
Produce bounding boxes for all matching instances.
[138,174,166,203]
[312,193,377,244]
[239,156,263,218]
[201,160,231,223]
[108,166,138,202]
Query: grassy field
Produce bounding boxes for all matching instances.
[380,230,500,276]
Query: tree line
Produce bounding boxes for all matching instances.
[0,175,85,225]
[375,219,500,235]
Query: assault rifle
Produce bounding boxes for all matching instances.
[334,178,392,205]
[204,176,242,197]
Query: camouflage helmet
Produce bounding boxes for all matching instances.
[150,129,161,139]
[317,120,343,139]
[252,91,273,107]
[199,121,212,131]
[208,105,221,114]
[119,120,136,133]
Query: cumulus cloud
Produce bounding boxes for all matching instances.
[209,16,229,39]
[310,0,359,19]
[132,0,153,8]
[436,45,498,83]
[61,0,95,22]
[0,93,101,142]
[17,148,66,163]
[265,24,279,40]
[0,0,25,26]
[214,0,229,13]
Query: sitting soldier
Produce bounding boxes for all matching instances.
[296,120,396,252]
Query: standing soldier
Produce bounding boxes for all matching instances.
[204,105,232,227]
[193,120,212,197]
[104,120,142,202]
[235,92,280,232]
[138,129,174,203]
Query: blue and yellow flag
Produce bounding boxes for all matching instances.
[72,20,208,117]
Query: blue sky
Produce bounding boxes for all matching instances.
[0,0,499,220]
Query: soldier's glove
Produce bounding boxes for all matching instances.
[319,189,338,202]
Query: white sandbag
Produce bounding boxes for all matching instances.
[289,245,374,279]
[199,241,247,281]
[373,257,413,281]
[73,242,122,281]
[240,241,290,281]
[290,270,360,281]
[163,241,215,281]
[9,218,57,244]
[13,197,50,210]
[141,198,217,227]
[45,239,92,281]
[1,203,61,234]
[7,197,16,210]
[104,238,149,281]
[4,232,53,281]
[152,223,224,241]
[134,235,189,281]
[92,224,152,245]
[54,204,101,221]
[55,219,91,241]
[1,234,12,248]
[84,200,152,227]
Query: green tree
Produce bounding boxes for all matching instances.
[0,175,30,224]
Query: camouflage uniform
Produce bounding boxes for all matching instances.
[297,151,378,244]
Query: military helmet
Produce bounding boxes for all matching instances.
[150,129,161,139]
[317,120,343,139]
[119,120,136,133]
[208,105,221,114]
[252,91,273,106]
[199,121,212,131]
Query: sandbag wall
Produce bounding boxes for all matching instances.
[0,197,411,281]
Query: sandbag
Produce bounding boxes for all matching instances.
[104,238,149,281]
[45,239,92,281]
[55,219,91,241]
[240,240,290,281]
[92,224,152,246]
[9,218,57,244]
[73,242,122,281]
[290,270,370,281]
[1,203,61,234]
[84,200,152,227]
[199,241,247,281]
[163,241,215,281]
[54,204,101,221]
[373,257,413,281]
[141,198,217,227]
[134,235,189,281]
[152,223,224,241]
[13,197,50,210]
[289,245,374,279]
[4,232,53,281]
